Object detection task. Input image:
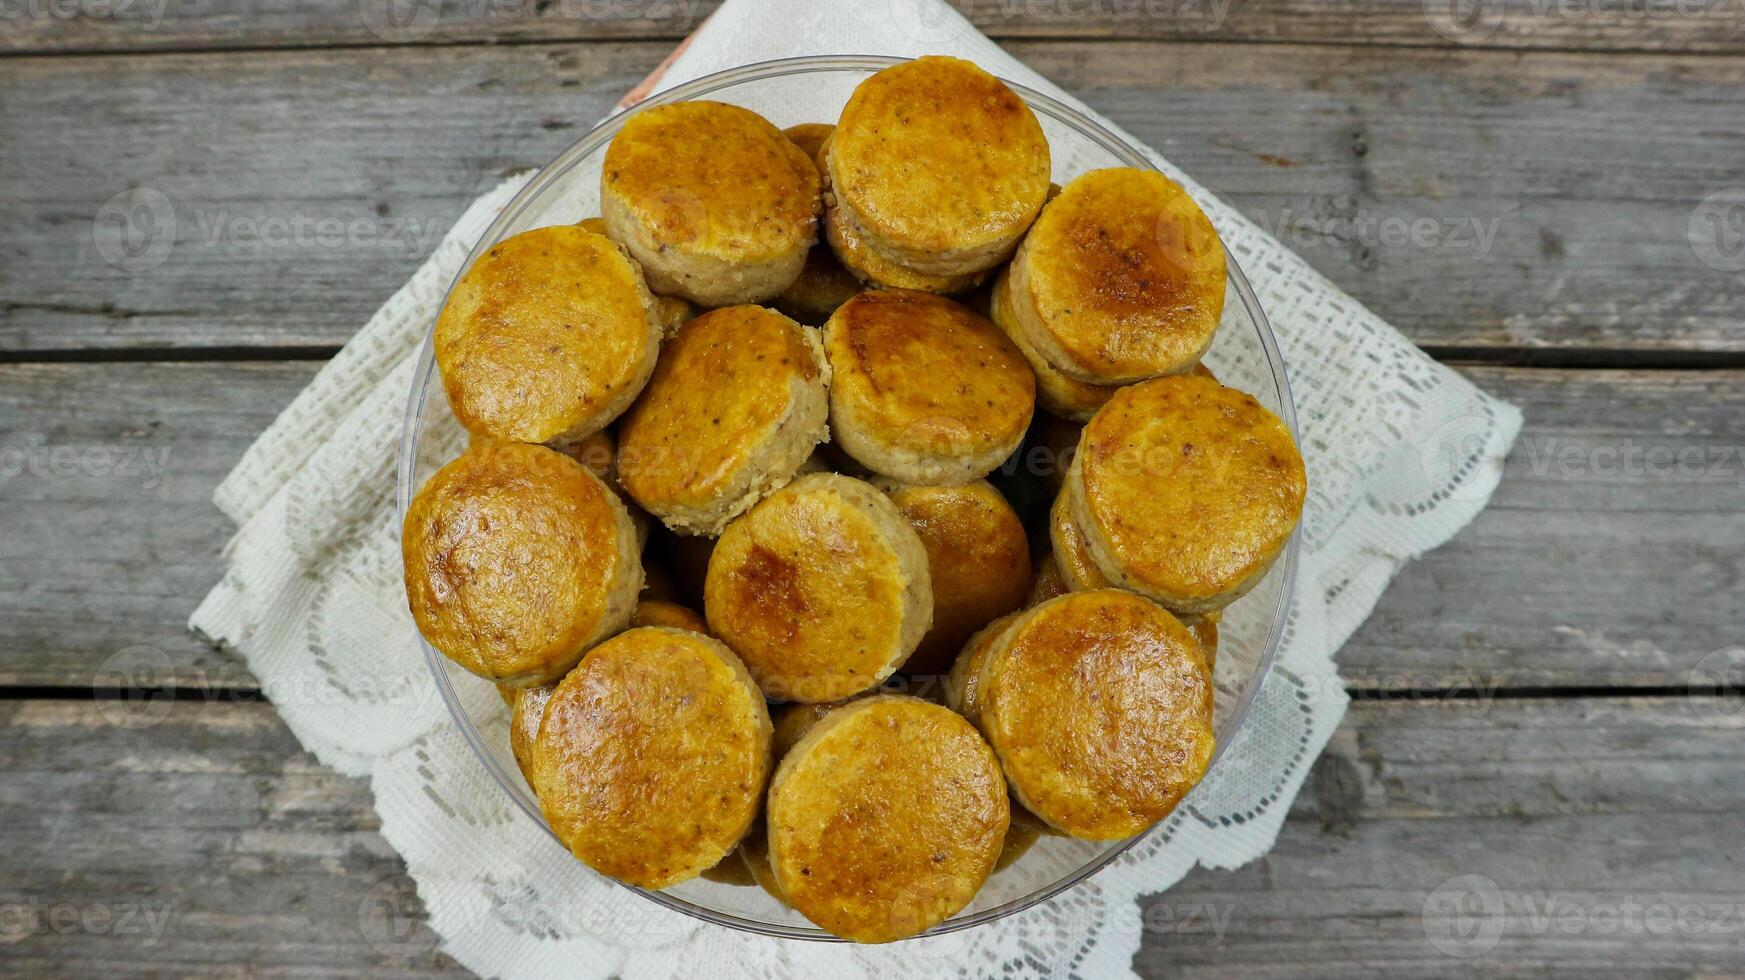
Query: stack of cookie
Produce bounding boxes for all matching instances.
[402,55,1306,943]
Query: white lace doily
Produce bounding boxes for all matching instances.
[191,1,1522,975]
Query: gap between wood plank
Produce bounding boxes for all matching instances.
[4,32,1743,62]
[1,683,1736,702]
[6,346,1744,371]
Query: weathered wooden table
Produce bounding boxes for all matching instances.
[4,2,1743,975]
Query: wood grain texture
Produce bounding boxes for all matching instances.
[2,696,1738,975]
[1137,696,1745,977]
[1,0,1740,53]
[0,361,320,690]
[2,360,1739,691]
[0,699,471,977]
[3,41,1743,355]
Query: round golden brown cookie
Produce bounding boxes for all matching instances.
[976,590,1214,839]
[617,305,830,536]
[767,696,1008,942]
[874,479,1029,675]
[530,626,772,889]
[435,225,661,445]
[823,290,1034,485]
[402,442,641,687]
[990,268,1117,422]
[704,473,932,703]
[767,687,1033,878]
[1007,167,1226,384]
[629,599,708,634]
[602,101,820,306]
[737,696,864,907]
[1068,374,1306,615]
[1048,488,1107,592]
[828,57,1050,280]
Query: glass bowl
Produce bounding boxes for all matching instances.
[397,55,1299,943]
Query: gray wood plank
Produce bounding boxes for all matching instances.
[1,0,1740,53]
[1136,696,1745,976]
[3,696,1739,975]
[0,361,320,690]
[3,41,1742,355]
[1,360,1739,691]
[0,698,471,977]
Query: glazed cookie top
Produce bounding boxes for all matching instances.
[402,442,639,685]
[704,473,932,703]
[830,56,1050,262]
[767,696,1008,943]
[1012,167,1226,383]
[824,289,1034,471]
[617,305,827,526]
[977,590,1214,839]
[1074,374,1306,613]
[603,101,820,265]
[434,225,660,444]
[877,479,1030,675]
[531,627,772,889]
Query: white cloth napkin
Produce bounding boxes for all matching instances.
[192,1,1522,975]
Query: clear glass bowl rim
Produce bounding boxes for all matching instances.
[395,54,1301,944]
